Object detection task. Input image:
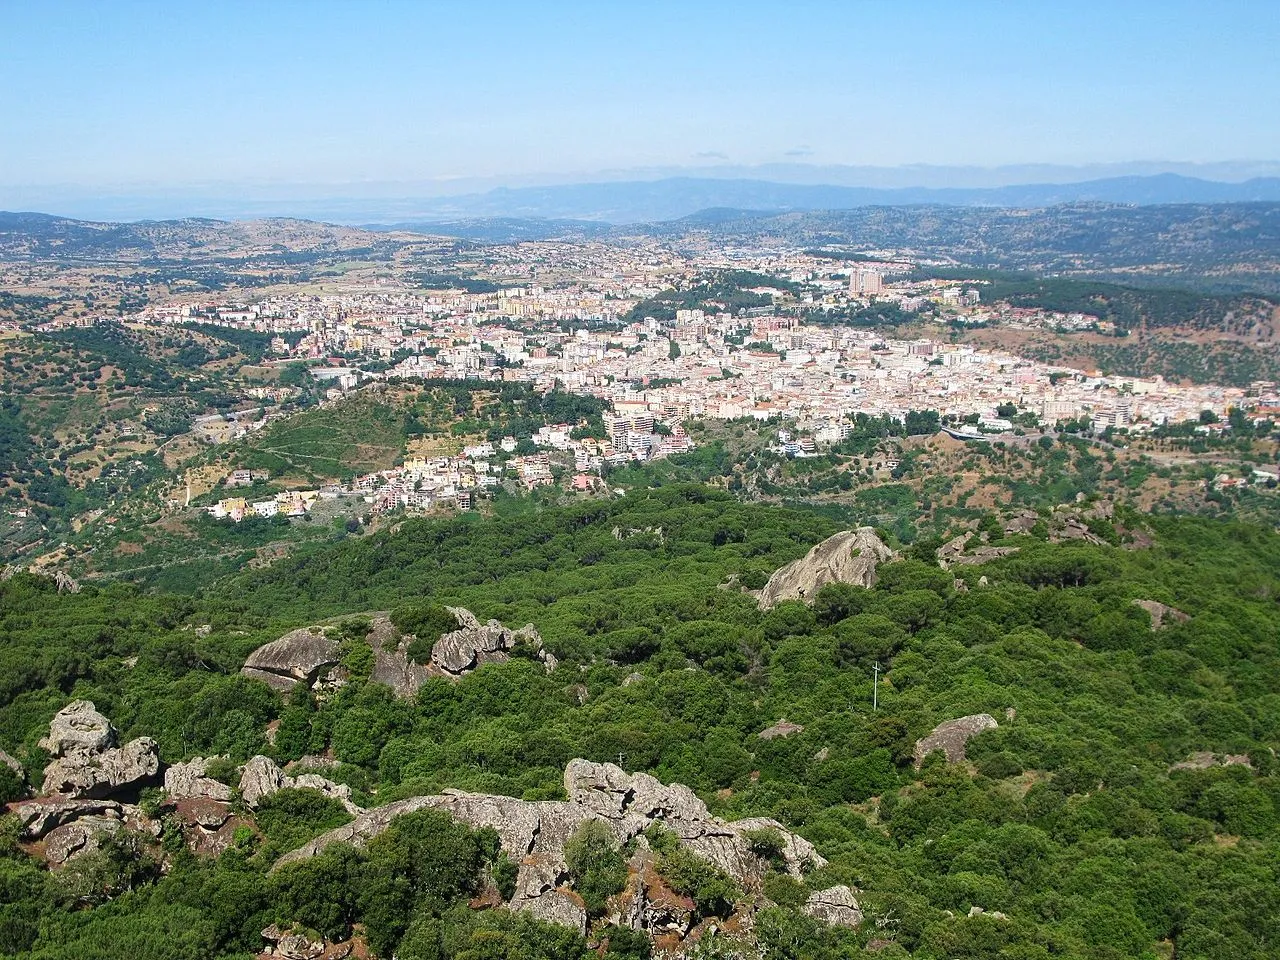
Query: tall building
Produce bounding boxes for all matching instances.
[849,268,883,297]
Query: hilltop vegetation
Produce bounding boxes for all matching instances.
[612,416,1280,539]
[0,486,1278,958]
[237,392,411,482]
[0,324,257,525]
[667,203,1280,294]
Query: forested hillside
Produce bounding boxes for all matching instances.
[0,486,1278,959]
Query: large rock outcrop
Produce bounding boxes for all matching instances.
[1170,751,1253,772]
[16,797,125,839]
[42,736,161,800]
[913,714,998,767]
[241,629,342,692]
[273,761,833,941]
[260,924,353,960]
[758,720,804,740]
[20,703,160,865]
[1132,599,1190,631]
[758,529,894,608]
[44,816,122,865]
[37,701,160,800]
[367,616,433,698]
[15,795,156,863]
[937,534,1019,568]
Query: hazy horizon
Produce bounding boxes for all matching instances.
[4,0,1279,207]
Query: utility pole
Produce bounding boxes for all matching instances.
[872,663,881,711]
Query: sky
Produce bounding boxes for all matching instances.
[2,0,1279,197]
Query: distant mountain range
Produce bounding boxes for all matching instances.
[384,174,1280,224]
[6,199,1280,295]
[6,171,1280,225]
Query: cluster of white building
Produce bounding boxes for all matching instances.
[106,241,1277,472]
[206,489,320,522]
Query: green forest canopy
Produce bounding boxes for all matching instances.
[0,486,1278,958]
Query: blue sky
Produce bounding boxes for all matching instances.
[2,0,1278,191]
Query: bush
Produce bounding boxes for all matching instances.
[761,871,808,908]
[492,851,519,901]
[565,820,628,916]
[742,827,786,868]
[254,788,352,852]
[391,603,460,654]
[976,751,1023,780]
[0,765,24,805]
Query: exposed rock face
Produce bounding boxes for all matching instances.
[239,755,286,808]
[431,608,512,674]
[758,529,894,608]
[182,797,234,830]
[164,757,233,802]
[937,534,1020,568]
[44,816,121,865]
[260,925,337,960]
[275,760,826,926]
[514,886,588,936]
[241,629,342,692]
[22,704,160,866]
[758,720,804,740]
[611,863,696,938]
[42,736,161,799]
[239,755,361,815]
[38,702,159,800]
[802,886,863,928]
[913,714,998,767]
[169,796,246,856]
[40,700,115,757]
[1003,511,1041,536]
[243,611,555,702]
[16,797,123,839]
[17,794,156,865]
[1133,599,1190,631]
[54,571,81,594]
[367,616,433,698]
[430,608,556,677]
[1170,751,1253,772]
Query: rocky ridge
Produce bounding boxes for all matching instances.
[15,702,162,864]
[240,609,556,700]
[274,759,842,940]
